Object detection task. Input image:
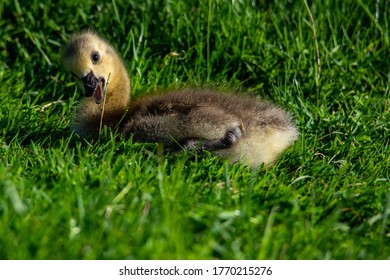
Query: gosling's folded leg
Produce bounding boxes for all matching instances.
[172,126,242,153]
[201,126,242,151]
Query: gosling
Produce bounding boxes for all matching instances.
[62,31,299,167]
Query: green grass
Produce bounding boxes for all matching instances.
[0,0,389,259]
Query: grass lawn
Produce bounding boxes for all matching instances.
[0,0,389,259]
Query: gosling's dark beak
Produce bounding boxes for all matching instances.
[81,71,100,97]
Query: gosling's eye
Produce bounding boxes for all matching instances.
[91,52,100,64]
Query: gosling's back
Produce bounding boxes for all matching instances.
[121,88,299,167]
